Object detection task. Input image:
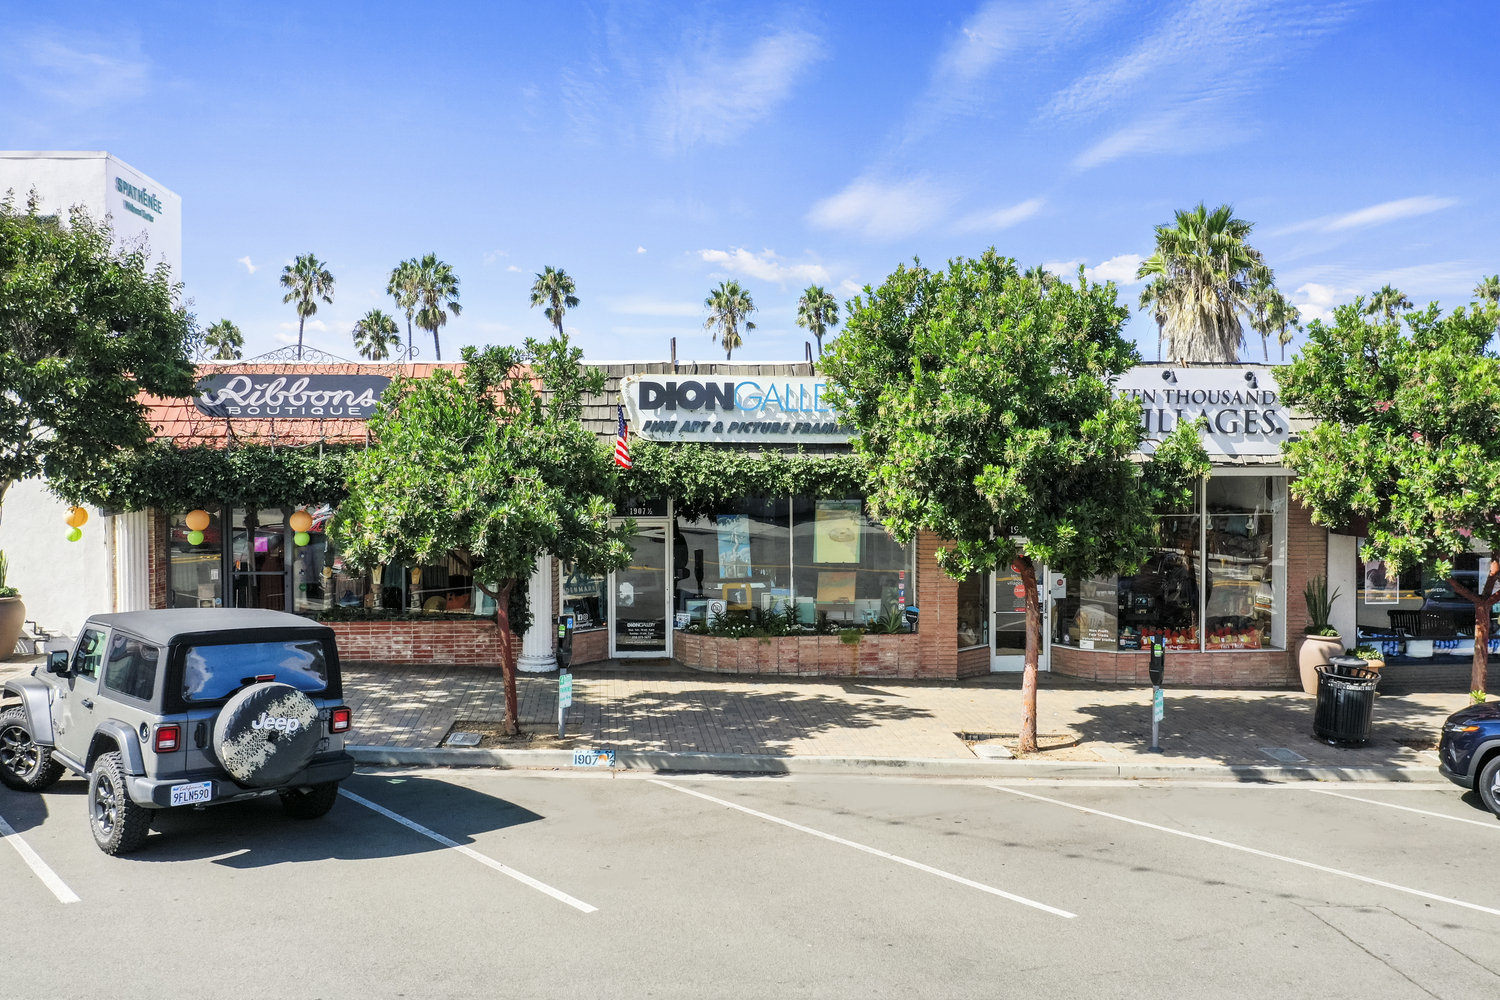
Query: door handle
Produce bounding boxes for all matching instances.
[80,698,93,709]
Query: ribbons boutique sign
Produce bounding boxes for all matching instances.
[194,373,392,419]
[622,374,852,444]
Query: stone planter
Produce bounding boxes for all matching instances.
[0,596,26,662]
[1297,634,1343,694]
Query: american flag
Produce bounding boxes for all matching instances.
[614,405,632,469]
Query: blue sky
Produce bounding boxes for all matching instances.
[2,1,1495,364]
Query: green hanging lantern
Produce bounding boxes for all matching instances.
[294,531,311,547]
[66,527,83,542]
[187,530,205,546]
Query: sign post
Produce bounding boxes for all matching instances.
[1148,639,1165,753]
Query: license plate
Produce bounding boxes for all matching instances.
[169,781,214,807]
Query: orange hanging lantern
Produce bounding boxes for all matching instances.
[65,506,89,528]
[288,510,313,534]
[185,509,211,532]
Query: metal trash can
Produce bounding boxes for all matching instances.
[1313,656,1380,743]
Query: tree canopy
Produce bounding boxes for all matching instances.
[530,266,579,336]
[1279,294,1500,699]
[0,195,196,514]
[824,251,1208,750]
[331,334,632,733]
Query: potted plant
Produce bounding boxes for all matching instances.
[0,551,24,662]
[1348,644,1385,673]
[1298,575,1343,694]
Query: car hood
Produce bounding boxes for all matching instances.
[1447,702,1500,726]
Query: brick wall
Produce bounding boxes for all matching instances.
[329,619,513,666]
[148,510,169,610]
[915,530,960,680]
[957,645,989,678]
[675,631,924,677]
[571,628,608,666]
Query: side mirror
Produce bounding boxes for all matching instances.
[47,651,70,675]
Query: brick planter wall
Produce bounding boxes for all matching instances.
[329,619,511,666]
[572,628,608,666]
[674,631,925,677]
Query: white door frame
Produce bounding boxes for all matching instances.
[990,566,1051,672]
[608,507,673,660]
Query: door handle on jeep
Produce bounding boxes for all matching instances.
[80,698,94,709]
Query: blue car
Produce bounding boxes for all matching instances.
[1438,702,1500,816]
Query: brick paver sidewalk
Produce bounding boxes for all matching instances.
[338,661,1470,770]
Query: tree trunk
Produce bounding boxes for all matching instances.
[1016,555,1041,753]
[297,313,306,361]
[490,578,519,734]
[1450,562,1498,700]
[432,327,442,362]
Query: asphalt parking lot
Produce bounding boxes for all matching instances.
[5,769,1500,999]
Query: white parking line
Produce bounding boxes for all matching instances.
[990,785,1500,918]
[338,789,597,914]
[1303,788,1500,829]
[649,778,1075,919]
[0,811,79,904]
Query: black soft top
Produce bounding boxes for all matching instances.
[84,609,334,646]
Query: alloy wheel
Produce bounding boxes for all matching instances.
[93,771,119,837]
[0,723,39,777]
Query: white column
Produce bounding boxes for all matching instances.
[517,554,556,672]
[114,511,151,612]
[1327,533,1358,647]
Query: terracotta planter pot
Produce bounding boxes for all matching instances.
[1297,634,1343,694]
[0,596,26,662]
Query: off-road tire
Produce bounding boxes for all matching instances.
[1478,754,1500,818]
[0,705,65,792]
[279,781,339,820]
[88,751,151,855]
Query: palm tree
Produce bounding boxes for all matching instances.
[1022,264,1059,290]
[412,253,461,361]
[1134,203,1271,362]
[1137,278,1168,361]
[201,319,243,361]
[279,253,335,361]
[352,309,402,361]
[1267,293,1302,362]
[387,259,422,359]
[1364,284,1412,322]
[795,285,839,357]
[1474,275,1500,305]
[529,266,579,335]
[704,280,756,360]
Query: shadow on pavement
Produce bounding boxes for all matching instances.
[126,774,541,866]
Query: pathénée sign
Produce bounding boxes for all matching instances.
[195,373,391,419]
[622,374,852,445]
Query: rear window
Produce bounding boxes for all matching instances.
[182,640,329,702]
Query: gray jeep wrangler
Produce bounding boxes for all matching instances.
[0,608,356,854]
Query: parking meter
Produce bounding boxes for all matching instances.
[1148,639,1165,753]
[556,615,575,737]
[556,614,575,670]
[1148,640,1165,688]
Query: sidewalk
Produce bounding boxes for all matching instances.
[339,660,1466,772]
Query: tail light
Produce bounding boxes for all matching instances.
[154,724,181,753]
[329,707,352,733]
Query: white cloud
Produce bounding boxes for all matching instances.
[1273,196,1460,236]
[938,1,1117,82]
[11,31,150,107]
[610,296,701,317]
[653,28,824,150]
[957,198,1045,233]
[482,250,508,264]
[839,279,862,295]
[807,176,954,242]
[506,265,522,273]
[1043,254,1145,285]
[1292,282,1359,324]
[698,247,829,284]
[278,320,331,333]
[637,246,647,254]
[237,256,258,275]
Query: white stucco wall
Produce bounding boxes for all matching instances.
[0,480,114,641]
[1327,533,1358,648]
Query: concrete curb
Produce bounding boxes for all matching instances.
[346,745,1448,782]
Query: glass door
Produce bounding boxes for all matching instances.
[610,520,670,657]
[992,565,1049,672]
[231,508,289,611]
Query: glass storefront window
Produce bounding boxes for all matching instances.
[169,510,222,608]
[791,496,911,626]
[675,498,791,625]
[1355,545,1491,639]
[1204,477,1285,650]
[410,555,477,613]
[956,572,989,648]
[1054,574,1120,651]
[1117,501,1201,651]
[231,508,288,611]
[562,562,609,631]
[995,565,1027,653]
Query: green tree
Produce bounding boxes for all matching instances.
[387,258,422,359]
[0,194,196,518]
[1364,284,1413,322]
[1135,203,1272,362]
[795,284,839,357]
[1269,293,1302,362]
[279,253,335,361]
[352,309,402,361]
[1279,297,1500,700]
[1474,275,1499,305]
[331,335,632,734]
[201,319,244,360]
[1138,277,1168,361]
[704,280,756,360]
[1246,279,1298,362]
[529,266,579,336]
[412,253,461,361]
[823,252,1209,751]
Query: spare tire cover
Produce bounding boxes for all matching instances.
[212,682,322,787]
